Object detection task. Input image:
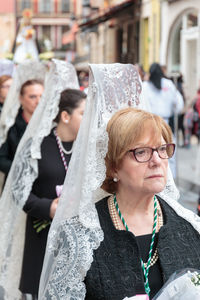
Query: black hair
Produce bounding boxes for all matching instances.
[149,63,164,90]
[20,79,43,95]
[54,88,87,123]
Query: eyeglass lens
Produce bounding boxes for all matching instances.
[134,144,175,162]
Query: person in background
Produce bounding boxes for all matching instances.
[79,71,89,93]
[0,75,12,113]
[19,89,86,299]
[0,79,43,177]
[142,63,184,178]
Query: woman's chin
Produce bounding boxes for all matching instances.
[146,183,166,195]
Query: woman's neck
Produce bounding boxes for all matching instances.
[56,123,75,142]
[116,189,154,216]
[22,110,31,123]
[115,190,155,235]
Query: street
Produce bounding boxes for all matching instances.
[177,137,200,213]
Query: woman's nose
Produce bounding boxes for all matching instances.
[149,150,162,164]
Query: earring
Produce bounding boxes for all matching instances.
[65,120,69,124]
[113,177,118,182]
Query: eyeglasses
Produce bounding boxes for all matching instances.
[128,143,175,163]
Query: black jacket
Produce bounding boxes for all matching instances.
[85,197,200,300]
[0,108,27,175]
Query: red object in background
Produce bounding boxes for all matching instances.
[195,90,200,117]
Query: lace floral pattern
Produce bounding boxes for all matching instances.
[0,60,47,147]
[11,138,37,206]
[43,217,103,300]
[0,60,79,300]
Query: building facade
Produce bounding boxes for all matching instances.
[139,0,161,72]
[73,0,141,70]
[15,0,73,58]
[0,0,16,58]
[160,0,200,100]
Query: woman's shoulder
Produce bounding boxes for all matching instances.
[157,195,200,235]
[95,196,110,212]
[161,77,176,90]
[41,129,56,147]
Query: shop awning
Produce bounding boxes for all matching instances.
[78,0,136,30]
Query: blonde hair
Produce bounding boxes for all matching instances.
[101,107,173,194]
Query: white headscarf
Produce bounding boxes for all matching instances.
[0,59,79,300]
[38,63,186,300]
[0,60,47,147]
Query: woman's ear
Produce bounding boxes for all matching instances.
[60,111,70,124]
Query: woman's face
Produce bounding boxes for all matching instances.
[0,78,12,102]
[20,84,44,115]
[68,99,86,139]
[115,131,169,197]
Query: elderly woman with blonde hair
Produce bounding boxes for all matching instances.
[39,64,200,300]
[84,107,200,299]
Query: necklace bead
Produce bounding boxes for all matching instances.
[54,129,74,155]
[54,129,71,172]
[109,195,163,270]
[109,194,160,297]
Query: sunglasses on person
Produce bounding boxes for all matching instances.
[128,143,176,163]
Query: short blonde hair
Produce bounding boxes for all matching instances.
[101,107,173,194]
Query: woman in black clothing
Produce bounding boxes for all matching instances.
[19,89,86,298]
[84,108,200,300]
[39,64,200,300]
[0,79,44,176]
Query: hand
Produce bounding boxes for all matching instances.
[49,197,59,219]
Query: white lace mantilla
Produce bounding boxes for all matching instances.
[0,59,79,300]
[39,63,143,299]
[43,217,103,300]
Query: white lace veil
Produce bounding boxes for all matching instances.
[39,63,199,300]
[0,59,79,300]
[0,59,15,76]
[0,60,47,147]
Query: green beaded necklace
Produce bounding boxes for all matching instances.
[113,194,158,297]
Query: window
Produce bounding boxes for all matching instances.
[82,0,90,5]
[21,0,31,10]
[61,0,70,13]
[39,0,53,13]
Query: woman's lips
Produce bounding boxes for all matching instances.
[146,174,163,179]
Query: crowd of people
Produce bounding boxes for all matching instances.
[0,58,199,300]
[138,63,200,150]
